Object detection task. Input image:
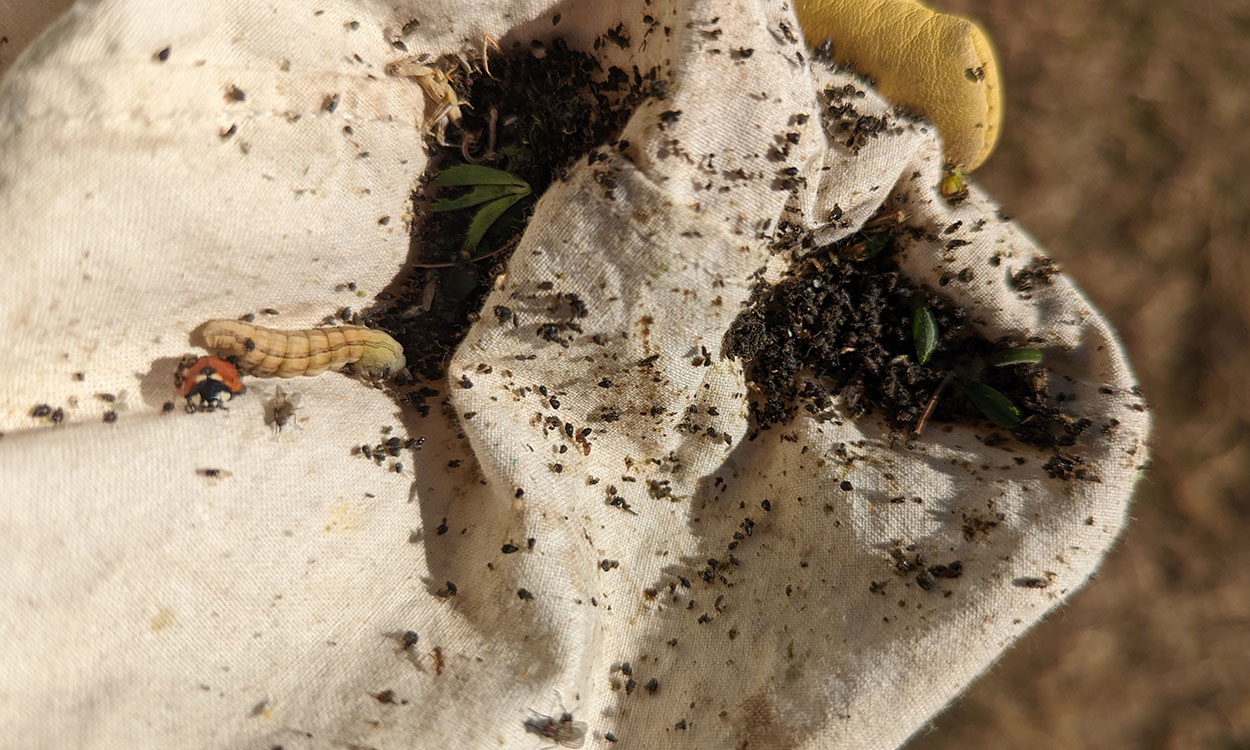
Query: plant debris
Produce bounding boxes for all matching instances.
[724,217,1089,448]
[370,37,668,383]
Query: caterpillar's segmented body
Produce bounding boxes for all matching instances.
[201,320,406,378]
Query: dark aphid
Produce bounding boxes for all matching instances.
[523,709,587,748]
[1013,576,1051,589]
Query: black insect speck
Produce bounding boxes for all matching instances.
[1014,576,1050,589]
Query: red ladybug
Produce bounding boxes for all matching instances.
[176,355,244,412]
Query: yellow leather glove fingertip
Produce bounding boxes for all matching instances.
[795,0,1003,170]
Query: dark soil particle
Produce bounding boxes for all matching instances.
[370,38,668,383]
[723,216,1088,448]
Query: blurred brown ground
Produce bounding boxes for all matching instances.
[908,2,1250,748]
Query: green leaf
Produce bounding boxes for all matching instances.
[860,232,891,261]
[989,348,1044,366]
[462,193,526,255]
[839,232,892,262]
[489,192,533,238]
[431,164,530,188]
[431,184,528,213]
[956,377,1021,428]
[912,304,938,365]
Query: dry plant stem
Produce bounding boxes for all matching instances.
[862,209,907,231]
[412,229,518,269]
[913,372,954,436]
[473,232,521,262]
[481,33,501,79]
[484,107,498,157]
[460,133,477,162]
[460,107,499,164]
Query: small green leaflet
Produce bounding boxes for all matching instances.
[989,348,1044,366]
[912,304,938,365]
[431,184,527,213]
[462,191,526,254]
[429,165,532,256]
[859,232,891,261]
[956,376,1021,428]
[430,164,530,188]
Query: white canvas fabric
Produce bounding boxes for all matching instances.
[0,1,1150,749]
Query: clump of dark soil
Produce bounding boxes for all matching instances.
[368,38,667,387]
[723,219,1089,448]
[1009,255,1062,296]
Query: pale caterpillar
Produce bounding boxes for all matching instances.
[199,320,406,378]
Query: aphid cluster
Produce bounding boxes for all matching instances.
[351,432,424,472]
[200,320,406,379]
[176,355,244,412]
